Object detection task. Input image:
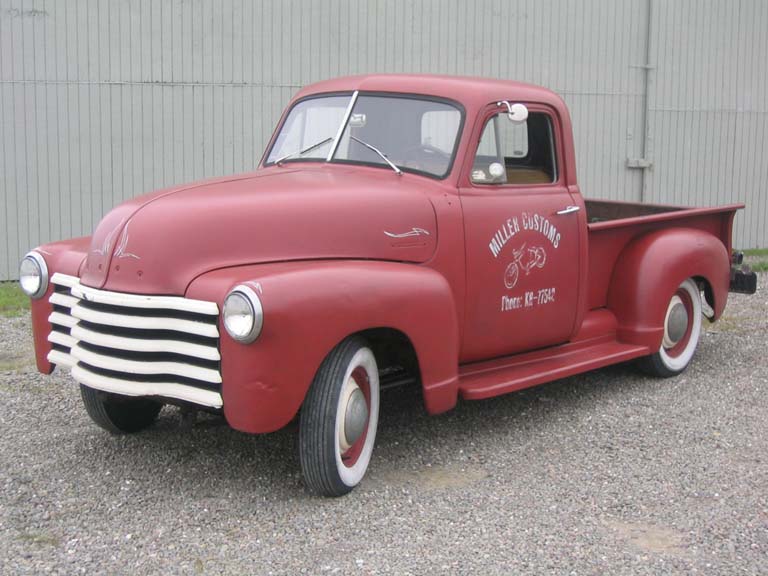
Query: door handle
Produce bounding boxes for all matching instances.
[556,205,581,215]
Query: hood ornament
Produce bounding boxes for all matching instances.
[384,227,431,239]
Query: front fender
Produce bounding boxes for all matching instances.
[607,228,730,350]
[29,237,91,374]
[187,261,460,434]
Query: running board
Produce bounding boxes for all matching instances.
[458,338,650,401]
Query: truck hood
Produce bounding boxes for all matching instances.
[80,166,438,295]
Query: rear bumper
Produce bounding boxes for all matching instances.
[729,268,757,294]
[729,251,758,294]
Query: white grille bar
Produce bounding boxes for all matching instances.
[71,303,219,338]
[50,273,78,288]
[70,344,222,384]
[49,311,79,329]
[72,365,223,408]
[48,274,223,410]
[55,274,219,315]
[50,292,79,308]
[47,349,76,368]
[71,324,220,362]
[48,330,77,349]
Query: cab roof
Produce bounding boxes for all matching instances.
[284,74,577,187]
[293,74,567,113]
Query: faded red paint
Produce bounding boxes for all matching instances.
[27,75,741,434]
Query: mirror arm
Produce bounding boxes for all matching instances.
[496,101,529,123]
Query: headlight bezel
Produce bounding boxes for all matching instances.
[222,284,264,343]
[19,251,49,300]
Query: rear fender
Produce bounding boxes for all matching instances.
[187,261,460,434]
[606,228,729,350]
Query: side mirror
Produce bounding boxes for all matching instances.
[497,101,528,123]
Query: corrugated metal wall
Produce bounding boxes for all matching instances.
[645,0,768,253]
[1,0,766,280]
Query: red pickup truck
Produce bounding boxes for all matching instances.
[20,75,756,496]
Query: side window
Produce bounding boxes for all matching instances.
[471,111,557,185]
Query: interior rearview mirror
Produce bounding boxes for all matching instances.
[349,113,367,128]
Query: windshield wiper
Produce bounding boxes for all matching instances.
[275,137,333,165]
[349,136,402,175]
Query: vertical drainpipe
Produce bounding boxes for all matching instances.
[628,0,654,202]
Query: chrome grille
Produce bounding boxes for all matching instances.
[47,273,223,408]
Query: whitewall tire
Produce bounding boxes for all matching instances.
[299,336,380,496]
[639,278,703,377]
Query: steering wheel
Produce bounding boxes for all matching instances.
[402,143,450,160]
[399,143,451,172]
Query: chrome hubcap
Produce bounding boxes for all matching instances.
[343,387,368,448]
[663,296,689,348]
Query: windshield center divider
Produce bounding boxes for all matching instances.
[326,90,359,162]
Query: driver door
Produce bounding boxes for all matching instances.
[459,103,582,362]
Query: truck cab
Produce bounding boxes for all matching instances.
[20,75,755,496]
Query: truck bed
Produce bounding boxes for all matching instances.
[585,199,742,230]
[585,199,742,311]
[586,199,684,223]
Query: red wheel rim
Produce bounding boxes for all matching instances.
[341,366,371,468]
[665,288,694,358]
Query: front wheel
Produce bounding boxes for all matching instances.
[638,278,703,377]
[80,385,163,434]
[299,336,380,497]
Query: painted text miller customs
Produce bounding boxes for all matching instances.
[489,212,561,258]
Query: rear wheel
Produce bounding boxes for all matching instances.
[80,385,163,434]
[299,336,380,497]
[638,278,702,377]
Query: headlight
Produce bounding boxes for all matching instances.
[222,285,263,343]
[19,252,49,299]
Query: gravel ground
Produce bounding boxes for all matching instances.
[1,282,766,575]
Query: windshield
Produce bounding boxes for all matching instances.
[265,93,463,178]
